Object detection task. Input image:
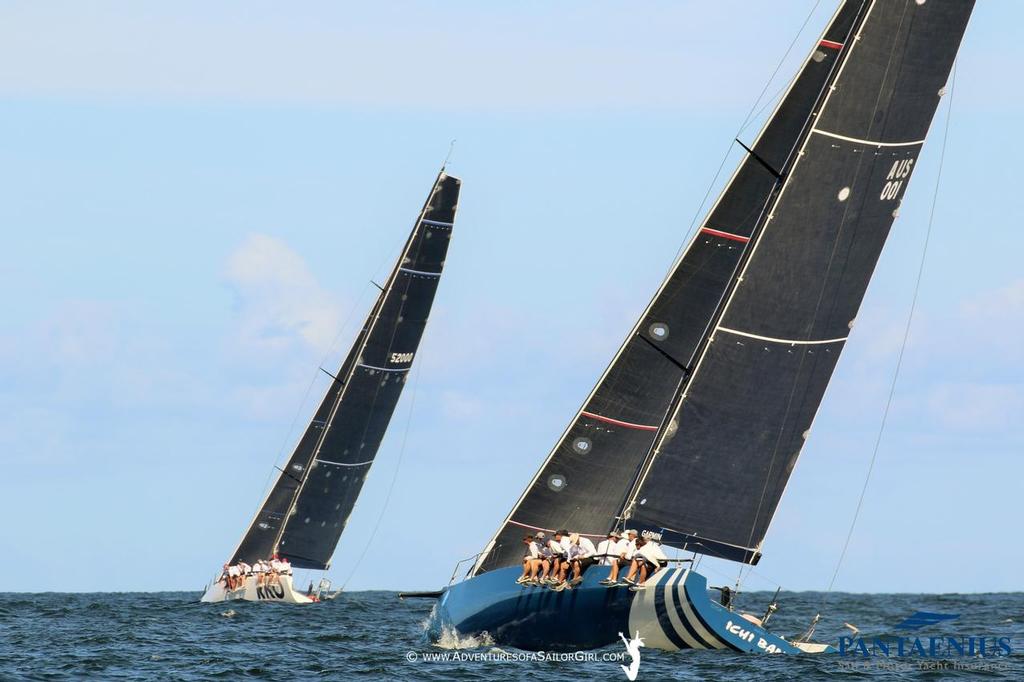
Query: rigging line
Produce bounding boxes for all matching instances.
[245,212,417,541]
[442,139,456,170]
[674,0,823,261]
[824,62,957,599]
[339,356,423,591]
[739,0,880,560]
[243,279,375,531]
[738,0,823,134]
[699,559,783,592]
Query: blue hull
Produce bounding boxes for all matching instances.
[429,565,834,654]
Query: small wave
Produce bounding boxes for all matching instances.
[220,609,237,618]
[432,624,494,650]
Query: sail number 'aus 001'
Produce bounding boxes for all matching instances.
[880,158,914,200]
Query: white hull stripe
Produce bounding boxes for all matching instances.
[580,411,659,432]
[678,577,731,650]
[812,128,925,147]
[399,267,441,277]
[663,571,708,649]
[421,219,453,227]
[717,326,847,346]
[356,363,410,373]
[315,458,373,467]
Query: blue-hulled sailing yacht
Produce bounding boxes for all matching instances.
[426,0,974,652]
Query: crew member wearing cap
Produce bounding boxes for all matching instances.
[547,530,569,585]
[566,532,598,586]
[516,534,544,585]
[598,530,623,584]
[603,529,638,584]
[623,537,669,586]
[253,559,267,586]
[237,561,251,590]
[536,532,552,585]
[268,555,287,585]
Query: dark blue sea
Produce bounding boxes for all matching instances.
[1,590,1021,680]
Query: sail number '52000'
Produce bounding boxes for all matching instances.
[390,352,414,364]
[880,158,914,200]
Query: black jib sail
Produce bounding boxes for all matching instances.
[475,0,972,573]
[231,171,461,570]
[624,0,973,564]
[472,1,864,575]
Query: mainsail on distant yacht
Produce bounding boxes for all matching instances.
[427,0,973,652]
[202,170,461,603]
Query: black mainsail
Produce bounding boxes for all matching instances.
[475,0,972,573]
[231,171,461,570]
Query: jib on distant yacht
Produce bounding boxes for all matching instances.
[425,0,973,652]
[201,169,461,603]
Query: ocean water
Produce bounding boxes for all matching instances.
[1,589,1021,680]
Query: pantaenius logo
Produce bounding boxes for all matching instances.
[839,611,1012,658]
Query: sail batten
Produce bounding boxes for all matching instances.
[229,171,461,570]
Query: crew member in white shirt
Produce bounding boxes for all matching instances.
[597,531,621,564]
[566,532,598,586]
[558,529,572,555]
[622,529,638,561]
[547,530,569,585]
[237,562,251,589]
[598,530,624,585]
[516,534,544,585]
[268,556,286,585]
[252,559,266,586]
[535,532,555,584]
[624,537,669,586]
[603,529,637,584]
[553,530,577,586]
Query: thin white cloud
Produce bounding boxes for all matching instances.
[224,233,343,354]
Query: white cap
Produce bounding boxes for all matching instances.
[626,529,638,536]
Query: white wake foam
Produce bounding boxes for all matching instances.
[432,624,495,650]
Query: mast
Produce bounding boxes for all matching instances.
[614,0,872,545]
[230,170,461,569]
[621,0,974,564]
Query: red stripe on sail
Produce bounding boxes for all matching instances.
[580,411,659,432]
[700,227,750,243]
[819,39,844,50]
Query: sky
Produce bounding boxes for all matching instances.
[0,1,1020,596]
